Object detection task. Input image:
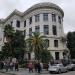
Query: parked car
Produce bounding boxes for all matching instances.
[48,64,68,74]
[66,63,75,71]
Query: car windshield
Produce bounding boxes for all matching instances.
[52,64,58,66]
[52,64,63,67]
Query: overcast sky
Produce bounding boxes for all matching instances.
[0,0,75,33]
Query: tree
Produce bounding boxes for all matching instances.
[2,24,15,57]
[12,31,26,61]
[26,32,53,61]
[26,32,46,61]
[41,49,53,63]
[2,43,11,58]
[4,24,14,42]
[2,25,26,61]
[67,32,75,59]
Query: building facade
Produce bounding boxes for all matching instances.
[0,2,68,60]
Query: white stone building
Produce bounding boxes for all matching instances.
[0,2,68,60]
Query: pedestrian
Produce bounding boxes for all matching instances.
[48,62,51,70]
[10,62,14,71]
[15,61,19,71]
[5,62,9,72]
[40,62,43,72]
[34,62,38,72]
[28,62,33,73]
[37,63,41,73]
[0,61,4,69]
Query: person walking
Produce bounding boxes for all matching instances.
[5,62,9,72]
[15,61,19,71]
[37,63,41,73]
[40,62,43,72]
[0,61,4,69]
[10,62,14,71]
[48,62,52,71]
[34,62,38,72]
[28,62,33,73]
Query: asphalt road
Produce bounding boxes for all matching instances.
[0,73,10,75]
[41,71,75,75]
[0,71,75,75]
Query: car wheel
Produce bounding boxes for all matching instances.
[66,69,68,72]
[49,71,52,74]
[73,68,75,71]
[58,69,61,74]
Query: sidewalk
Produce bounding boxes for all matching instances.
[0,68,49,75]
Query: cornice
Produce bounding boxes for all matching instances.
[0,2,64,23]
[23,2,64,17]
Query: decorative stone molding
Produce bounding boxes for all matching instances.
[0,2,64,23]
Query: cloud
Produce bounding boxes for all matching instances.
[16,0,42,11]
[0,0,75,33]
[0,0,20,18]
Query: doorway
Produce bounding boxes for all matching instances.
[55,52,59,60]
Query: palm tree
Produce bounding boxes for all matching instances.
[26,32,46,61]
[3,24,14,57]
[4,24,14,42]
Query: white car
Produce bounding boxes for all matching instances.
[48,64,68,74]
[66,64,75,71]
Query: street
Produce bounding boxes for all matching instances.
[41,71,75,75]
[0,73,10,75]
[0,71,75,75]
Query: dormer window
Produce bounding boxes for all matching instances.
[16,20,20,27]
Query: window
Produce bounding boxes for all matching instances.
[43,13,48,21]
[24,30,26,36]
[54,40,58,47]
[11,21,13,27]
[55,52,59,60]
[16,20,20,27]
[44,25,49,35]
[29,17,32,24]
[52,25,57,35]
[35,26,40,33]
[44,39,49,48]
[52,14,56,22]
[58,16,61,24]
[24,20,26,27]
[35,14,39,22]
[29,28,32,36]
